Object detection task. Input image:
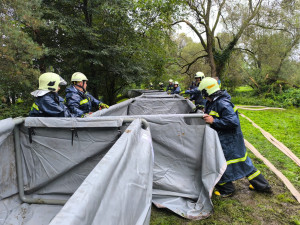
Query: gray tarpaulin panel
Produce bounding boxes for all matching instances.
[0,195,62,225]
[20,118,122,194]
[136,115,226,219]
[127,89,166,98]
[91,97,227,220]
[0,118,18,199]
[50,119,153,225]
[92,95,195,117]
[24,117,123,127]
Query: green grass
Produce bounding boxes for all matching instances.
[235,86,254,92]
[239,108,300,158]
[150,107,300,224]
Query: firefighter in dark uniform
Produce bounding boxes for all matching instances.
[199,77,272,197]
[65,72,109,117]
[184,71,206,106]
[166,79,174,93]
[29,72,72,117]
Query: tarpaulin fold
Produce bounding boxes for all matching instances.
[50,119,153,225]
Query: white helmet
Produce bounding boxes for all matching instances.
[38,72,61,92]
[169,79,173,83]
[174,81,179,85]
[71,72,88,82]
[195,71,205,80]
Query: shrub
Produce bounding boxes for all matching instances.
[231,87,300,108]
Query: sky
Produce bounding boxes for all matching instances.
[175,23,200,43]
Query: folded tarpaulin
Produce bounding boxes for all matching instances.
[92,95,195,117]
[127,89,167,98]
[0,118,18,199]
[90,96,227,220]
[50,119,153,225]
[24,117,123,128]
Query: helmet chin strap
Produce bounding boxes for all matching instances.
[74,80,86,93]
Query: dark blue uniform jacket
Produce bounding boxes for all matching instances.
[65,85,101,117]
[29,92,72,117]
[166,84,174,92]
[185,83,207,105]
[171,85,181,94]
[205,90,255,183]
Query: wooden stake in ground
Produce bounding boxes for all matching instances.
[244,139,300,203]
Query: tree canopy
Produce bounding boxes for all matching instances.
[0,0,299,107]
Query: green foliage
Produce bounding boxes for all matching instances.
[238,109,300,189]
[232,87,300,108]
[22,0,178,105]
[0,101,32,120]
[0,0,45,105]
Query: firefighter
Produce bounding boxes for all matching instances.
[159,82,164,91]
[166,79,174,93]
[199,77,272,197]
[149,82,154,90]
[65,72,109,117]
[171,81,181,94]
[183,71,206,106]
[29,72,72,117]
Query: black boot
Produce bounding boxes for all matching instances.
[215,182,235,197]
[247,169,272,193]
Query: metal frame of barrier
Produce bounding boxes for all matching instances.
[12,114,203,205]
[13,117,149,205]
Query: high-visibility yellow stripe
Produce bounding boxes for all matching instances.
[207,83,216,89]
[227,152,248,165]
[248,170,261,181]
[233,106,238,112]
[31,103,39,111]
[218,182,226,186]
[80,99,89,105]
[209,110,219,117]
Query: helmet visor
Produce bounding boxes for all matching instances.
[59,76,67,85]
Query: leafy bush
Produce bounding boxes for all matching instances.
[231,87,300,108]
[0,103,31,120]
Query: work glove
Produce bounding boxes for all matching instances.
[191,104,205,113]
[167,90,172,95]
[180,91,185,95]
[99,103,109,110]
[81,112,93,118]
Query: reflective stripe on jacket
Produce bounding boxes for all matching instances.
[29,92,72,117]
[204,90,255,183]
[166,84,174,92]
[65,85,101,117]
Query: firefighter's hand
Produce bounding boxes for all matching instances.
[203,114,214,124]
[180,91,185,95]
[99,103,109,109]
[81,112,93,118]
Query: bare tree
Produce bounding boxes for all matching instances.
[173,0,263,78]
